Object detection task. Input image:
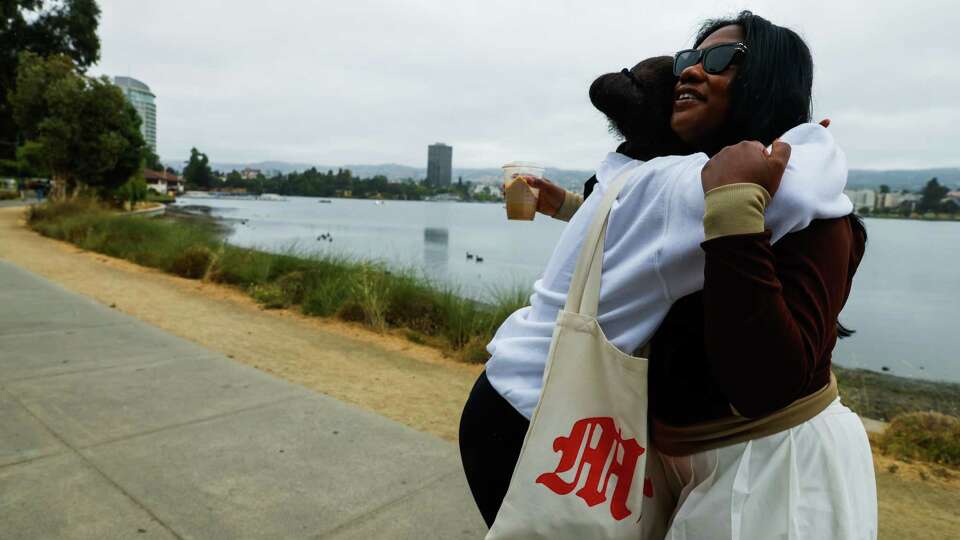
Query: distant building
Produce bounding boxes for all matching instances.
[114,76,157,152]
[879,191,920,211]
[241,168,262,180]
[426,143,452,187]
[144,168,183,194]
[942,196,960,210]
[844,189,877,211]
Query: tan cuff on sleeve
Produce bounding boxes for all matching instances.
[552,190,584,222]
[703,183,772,241]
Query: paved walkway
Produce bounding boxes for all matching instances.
[0,261,486,539]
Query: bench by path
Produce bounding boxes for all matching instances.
[0,261,486,539]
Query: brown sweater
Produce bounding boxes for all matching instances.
[648,208,866,425]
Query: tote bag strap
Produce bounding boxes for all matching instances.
[564,164,638,317]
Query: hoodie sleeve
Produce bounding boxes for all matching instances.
[699,212,860,418]
[692,124,858,417]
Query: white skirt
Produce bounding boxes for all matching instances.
[652,398,877,540]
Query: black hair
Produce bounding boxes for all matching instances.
[588,56,688,161]
[696,13,869,339]
[694,11,813,149]
[837,213,868,339]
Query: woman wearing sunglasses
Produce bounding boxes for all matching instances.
[460,11,877,539]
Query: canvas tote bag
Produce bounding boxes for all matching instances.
[487,167,660,540]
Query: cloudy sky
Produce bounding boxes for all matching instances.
[91,0,956,171]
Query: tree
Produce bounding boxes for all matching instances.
[8,52,76,139]
[8,52,144,198]
[112,172,147,209]
[918,177,949,213]
[1,0,101,160]
[940,199,959,215]
[144,147,163,171]
[183,148,215,189]
[879,184,890,194]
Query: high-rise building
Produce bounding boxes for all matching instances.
[114,76,157,152]
[426,143,452,187]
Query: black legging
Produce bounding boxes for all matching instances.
[458,371,530,527]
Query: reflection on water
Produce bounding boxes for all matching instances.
[423,227,449,277]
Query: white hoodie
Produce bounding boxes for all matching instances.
[484,123,854,419]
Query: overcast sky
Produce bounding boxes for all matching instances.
[91,0,956,171]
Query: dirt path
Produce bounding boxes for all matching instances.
[0,206,481,441]
[3,206,957,537]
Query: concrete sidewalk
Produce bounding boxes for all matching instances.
[0,261,486,539]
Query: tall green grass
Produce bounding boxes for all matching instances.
[27,199,529,362]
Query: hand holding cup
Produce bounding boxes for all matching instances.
[523,176,566,217]
[502,162,545,220]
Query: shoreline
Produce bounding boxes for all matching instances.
[861,213,960,222]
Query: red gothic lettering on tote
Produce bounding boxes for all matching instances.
[535,417,646,521]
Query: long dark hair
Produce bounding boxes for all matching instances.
[696,12,867,340]
[694,11,813,150]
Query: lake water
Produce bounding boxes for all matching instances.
[174,196,960,384]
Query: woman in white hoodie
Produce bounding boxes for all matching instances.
[460,11,876,539]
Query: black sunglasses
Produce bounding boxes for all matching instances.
[673,42,748,77]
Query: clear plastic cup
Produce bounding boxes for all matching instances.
[502,162,545,220]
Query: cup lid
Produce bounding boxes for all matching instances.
[502,161,545,169]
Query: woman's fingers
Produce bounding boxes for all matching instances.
[523,176,552,189]
[516,176,566,216]
[522,176,543,188]
[767,141,792,176]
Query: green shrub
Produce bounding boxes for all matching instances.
[337,300,366,323]
[275,271,307,305]
[250,283,290,309]
[0,191,19,201]
[171,245,213,279]
[302,273,352,317]
[112,176,148,208]
[248,270,308,309]
[384,274,444,333]
[209,246,274,286]
[350,270,390,331]
[878,411,960,467]
[436,290,483,350]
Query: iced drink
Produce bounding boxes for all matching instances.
[502,162,544,220]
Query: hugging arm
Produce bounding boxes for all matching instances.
[697,139,861,417]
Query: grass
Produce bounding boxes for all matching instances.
[861,211,960,222]
[27,199,529,361]
[835,366,960,421]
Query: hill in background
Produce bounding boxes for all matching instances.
[182,159,960,193]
